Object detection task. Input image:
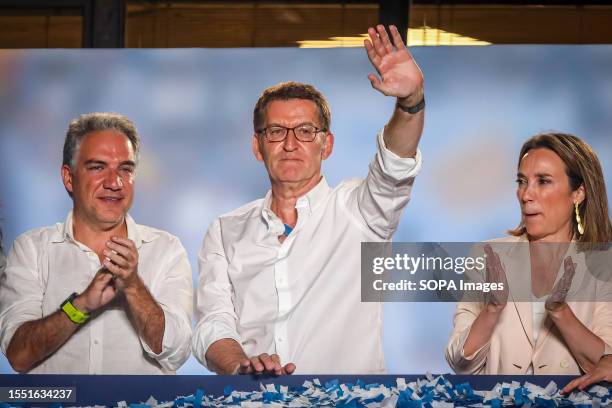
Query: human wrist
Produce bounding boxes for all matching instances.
[396,90,424,113]
[122,274,143,296]
[71,295,91,314]
[206,339,248,375]
[60,293,90,324]
[547,302,570,319]
[210,354,245,375]
[484,303,505,318]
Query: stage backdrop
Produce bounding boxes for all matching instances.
[0,46,611,374]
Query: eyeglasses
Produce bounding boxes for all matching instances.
[257,124,326,143]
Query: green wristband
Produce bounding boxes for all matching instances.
[60,292,89,324]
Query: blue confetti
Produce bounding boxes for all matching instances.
[488,398,502,408]
[0,375,608,407]
[535,396,558,408]
[456,382,474,396]
[171,397,185,407]
[193,388,204,407]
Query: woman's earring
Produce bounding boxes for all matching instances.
[575,202,584,235]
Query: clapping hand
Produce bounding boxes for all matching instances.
[545,256,575,312]
[484,244,509,312]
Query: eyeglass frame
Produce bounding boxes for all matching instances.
[256,123,328,143]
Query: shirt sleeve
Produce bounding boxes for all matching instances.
[445,300,490,374]
[192,218,242,370]
[0,234,45,356]
[585,272,612,361]
[138,236,194,372]
[354,128,422,239]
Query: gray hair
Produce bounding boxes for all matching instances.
[63,112,140,169]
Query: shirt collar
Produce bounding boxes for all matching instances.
[261,176,331,228]
[52,211,154,249]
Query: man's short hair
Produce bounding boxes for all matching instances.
[253,81,331,132]
[63,112,140,169]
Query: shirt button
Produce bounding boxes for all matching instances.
[94,340,99,345]
[277,337,283,343]
[560,360,569,368]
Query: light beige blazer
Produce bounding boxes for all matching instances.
[445,235,612,375]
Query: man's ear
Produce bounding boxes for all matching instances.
[252,134,264,162]
[61,164,74,194]
[321,132,334,160]
[573,184,586,206]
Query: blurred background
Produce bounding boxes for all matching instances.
[0,0,611,375]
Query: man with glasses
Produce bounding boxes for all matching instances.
[193,25,425,374]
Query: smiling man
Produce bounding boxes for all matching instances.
[0,113,193,374]
[193,25,425,375]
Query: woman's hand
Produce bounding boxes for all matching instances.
[484,244,509,312]
[546,256,576,313]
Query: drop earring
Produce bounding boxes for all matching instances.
[575,202,584,235]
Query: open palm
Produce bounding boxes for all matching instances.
[545,256,575,311]
[364,25,424,103]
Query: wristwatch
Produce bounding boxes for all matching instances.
[396,96,425,114]
[60,292,89,324]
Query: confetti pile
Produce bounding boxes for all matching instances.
[116,374,611,408]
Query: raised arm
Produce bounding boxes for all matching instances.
[364,25,424,158]
[546,257,608,372]
[446,245,509,373]
[102,237,166,355]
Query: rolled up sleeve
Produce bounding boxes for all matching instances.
[376,129,422,181]
[355,129,422,240]
[0,235,44,356]
[445,301,490,374]
[592,301,612,358]
[192,219,241,370]
[140,237,193,372]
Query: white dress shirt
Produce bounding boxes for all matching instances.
[193,130,421,374]
[0,212,193,374]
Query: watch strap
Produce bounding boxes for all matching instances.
[397,96,425,114]
[60,292,89,324]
